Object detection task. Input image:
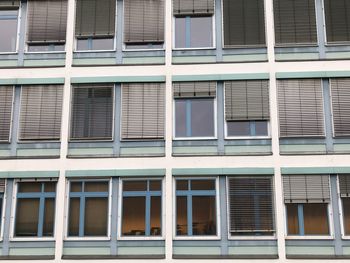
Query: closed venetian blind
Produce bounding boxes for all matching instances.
[71,84,114,140]
[0,86,14,142]
[121,83,165,139]
[273,0,317,45]
[283,175,330,203]
[19,85,63,141]
[278,79,324,137]
[27,0,67,43]
[0,1,20,7]
[0,179,5,192]
[228,177,274,234]
[173,0,215,15]
[324,0,350,43]
[339,175,350,197]
[223,0,265,46]
[124,0,164,43]
[75,0,116,38]
[330,78,350,137]
[173,82,216,98]
[225,80,269,121]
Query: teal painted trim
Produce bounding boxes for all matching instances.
[117,247,164,255]
[172,73,270,82]
[16,148,60,157]
[276,71,350,79]
[66,169,166,178]
[0,78,65,85]
[63,247,110,256]
[224,145,272,154]
[71,76,166,84]
[73,58,116,65]
[172,146,218,155]
[222,54,267,62]
[326,52,350,59]
[23,59,65,67]
[0,60,18,67]
[228,246,278,255]
[173,246,221,255]
[275,53,319,61]
[172,167,274,176]
[281,167,350,174]
[9,247,55,256]
[123,57,165,64]
[68,148,114,156]
[120,147,165,156]
[286,246,335,255]
[172,56,216,64]
[0,171,59,178]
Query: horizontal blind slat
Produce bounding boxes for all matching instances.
[0,86,14,142]
[173,82,216,98]
[339,175,350,197]
[173,0,215,15]
[324,0,350,43]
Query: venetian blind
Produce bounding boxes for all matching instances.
[339,175,350,197]
[0,179,5,192]
[0,86,14,142]
[0,1,20,7]
[173,0,215,15]
[324,0,350,43]
[173,82,216,98]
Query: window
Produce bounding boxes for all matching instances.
[225,80,269,137]
[324,0,350,43]
[121,83,165,140]
[70,84,114,141]
[26,0,67,52]
[175,178,217,236]
[0,180,5,231]
[228,177,274,236]
[14,181,56,237]
[19,85,63,141]
[283,175,331,236]
[124,0,164,48]
[68,180,109,237]
[174,82,216,138]
[339,175,350,236]
[173,0,214,48]
[121,179,162,237]
[277,79,325,137]
[75,0,115,51]
[273,0,317,45]
[0,1,19,52]
[0,86,14,142]
[330,78,350,137]
[223,0,265,47]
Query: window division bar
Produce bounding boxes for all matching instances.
[297,204,305,235]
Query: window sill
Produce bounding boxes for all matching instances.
[117,236,165,241]
[123,47,165,52]
[285,235,333,240]
[74,49,115,53]
[10,237,55,242]
[228,235,276,240]
[173,236,220,241]
[64,236,110,241]
[225,136,271,140]
[173,47,215,51]
[173,137,217,141]
[0,51,18,55]
[24,51,66,54]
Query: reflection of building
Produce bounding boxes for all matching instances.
[0,0,350,261]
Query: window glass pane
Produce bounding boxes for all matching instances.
[43,198,55,236]
[76,39,89,50]
[27,44,65,52]
[255,121,268,136]
[304,203,329,235]
[122,196,145,235]
[343,198,350,235]
[68,198,80,236]
[192,196,216,235]
[123,181,147,191]
[176,196,187,235]
[125,43,164,49]
[286,204,299,235]
[191,99,214,137]
[85,197,108,236]
[191,180,215,191]
[15,199,39,236]
[0,10,17,52]
[190,16,212,48]
[70,182,82,192]
[92,38,114,50]
[18,182,41,193]
[227,121,250,136]
[175,100,187,137]
[84,181,109,192]
[150,196,161,236]
[176,180,188,190]
[150,180,162,191]
[175,17,186,48]
[44,182,56,192]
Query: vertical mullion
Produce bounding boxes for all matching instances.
[37,183,45,237]
[253,195,260,231]
[297,204,304,235]
[186,99,192,137]
[79,196,85,237]
[187,193,192,235]
[145,193,151,236]
[250,121,256,136]
[185,16,191,48]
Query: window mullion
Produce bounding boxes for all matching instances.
[297,204,304,235]
[187,193,192,235]
[145,193,151,236]
[185,99,192,137]
[79,196,85,237]
[185,16,191,48]
[37,195,45,237]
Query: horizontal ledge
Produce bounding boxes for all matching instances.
[0,255,55,260]
[71,76,166,84]
[276,71,350,79]
[62,255,165,259]
[172,73,270,82]
[173,254,278,259]
[0,78,65,85]
[172,168,274,176]
[66,169,166,177]
[286,255,350,259]
[281,167,350,174]
[0,171,60,179]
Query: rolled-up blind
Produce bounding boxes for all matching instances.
[273,0,317,45]
[27,0,67,43]
[330,78,350,137]
[124,0,164,43]
[75,0,116,38]
[19,85,63,141]
[283,175,330,203]
[223,0,265,46]
[339,175,350,197]
[324,0,350,43]
[0,1,20,7]
[173,0,215,15]
[173,82,216,98]
[278,79,324,137]
[0,179,5,192]
[0,86,14,142]
[71,84,113,140]
[225,80,269,121]
[121,83,165,139]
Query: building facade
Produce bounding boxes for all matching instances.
[0,0,350,261]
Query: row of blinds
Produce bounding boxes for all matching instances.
[19,85,63,141]
[324,0,350,43]
[173,0,215,15]
[228,177,274,234]
[173,82,216,98]
[225,80,269,121]
[0,180,5,193]
[277,79,324,137]
[0,1,20,8]
[283,175,330,203]
[27,0,67,43]
[223,0,265,47]
[0,87,14,142]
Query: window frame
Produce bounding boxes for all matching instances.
[64,179,112,241]
[173,177,221,240]
[10,179,57,241]
[224,120,270,139]
[0,180,7,241]
[0,6,21,54]
[337,176,350,239]
[117,178,165,240]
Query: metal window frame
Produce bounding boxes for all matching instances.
[0,180,6,241]
[337,175,350,239]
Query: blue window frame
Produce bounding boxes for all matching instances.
[175,178,217,236]
[226,120,269,137]
[68,180,110,237]
[14,181,56,237]
[121,179,162,236]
